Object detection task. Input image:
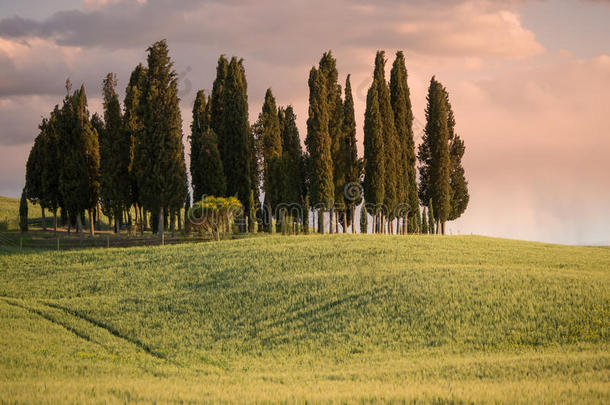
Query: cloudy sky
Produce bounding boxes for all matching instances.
[1,0,609,245]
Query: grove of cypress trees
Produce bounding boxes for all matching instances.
[418,77,451,234]
[305,67,334,234]
[135,40,187,241]
[390,51,418,234]
[363,83,385,233]
[100,73,130,234]
[19,187,28,232]
[222,57,251,209]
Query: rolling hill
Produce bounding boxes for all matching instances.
[0,234,608,403]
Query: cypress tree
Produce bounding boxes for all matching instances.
[57,83,100,237]
[190,90,212,201]
[248,189,257,233]
[342,75,360,233]
[197,128,226,197]
[40,107,62,232]
[442,88,470,222]
[100,73,130,234]
[210,55,229,174]
[421,207,428,234]
[319,51,343,232]
[260,88,282,213]
[222,57,251,208]
[24,128,44,226]
[428,199,436,235]
[19,187,28,232]
[418,77,451,234]
[135,40,187,241]
[373,51,398,233]
[360,202,368,234]
[305,67,334,234]
[124,63,147,229]
[363,82,385,233]
[390,51,418,234]
[279,105,305,218]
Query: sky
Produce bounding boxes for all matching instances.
[0,0,609,245]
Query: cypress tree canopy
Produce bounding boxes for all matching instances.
[418,77,451,228]
[124,63,147,207]
[190,89,210,201]
[279,105,304,206]
[342,74,361,208]
[363,82,385,212]
[135,39,187,232]
[211,55,229,163]
[305,67,334,210]
[373,51,398,218]
[390,51,418,224]
[222,57,251,207]
[99,72,130,220]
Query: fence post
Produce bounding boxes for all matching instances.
[20,238,22,250]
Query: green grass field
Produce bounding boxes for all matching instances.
[0,234,608,403]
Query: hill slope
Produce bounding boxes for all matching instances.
[0,235,608,403]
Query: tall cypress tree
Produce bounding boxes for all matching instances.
[418,77,451,234]
[100,73,130,234]
[260,88,282,214]
[19,187,28,232]
[442,88,469,222]
[57,83,100,237]
[135,40,187,241]
[428,198,435,235]
[124,63,147,226]
[210,55,229,174]
[390,51,419,234]
[363,81,385,233]
[279,105,305,206]
[319,52,343,232]
[222,57,251,209]
[40,107,62,232]
[25,127,44,226]
[373,51,398,233]
[305,67,334,233]
[190,89,211,201]
[342,74,360,233]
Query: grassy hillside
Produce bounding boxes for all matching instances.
[0,235,608,403]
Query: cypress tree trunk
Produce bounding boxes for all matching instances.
[89,208,95,237]
[318,210,325,234]
[336,211,339,233]
[134,204,139,233]
[329,209,334,234]
[96,202,101,231]
[177,209,182,231]
[53,209,58,234]
[158,207,165,242]
[41,206,46,231]
[76,214,83,239]
[351,206,356,234]
[143,209,148,232]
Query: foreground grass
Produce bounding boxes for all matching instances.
[0,234,608,403]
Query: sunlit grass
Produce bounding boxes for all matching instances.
[0,234,608,403]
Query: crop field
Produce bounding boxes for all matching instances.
[0,234,608,403]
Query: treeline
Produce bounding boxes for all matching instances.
[23,40,468,239]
